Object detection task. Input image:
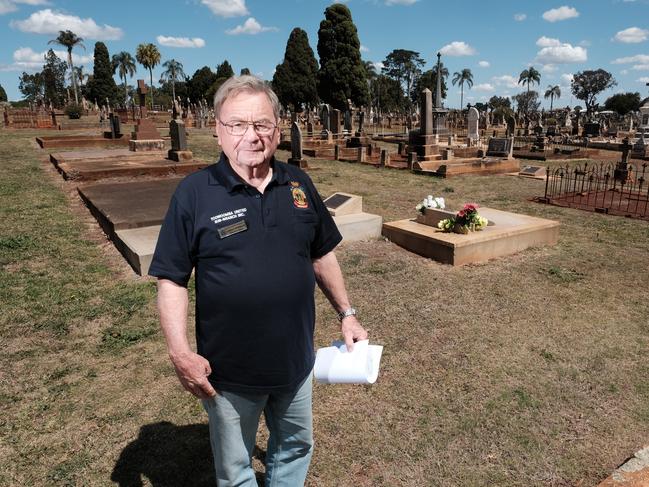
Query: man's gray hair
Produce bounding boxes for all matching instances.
[213,75,280,122]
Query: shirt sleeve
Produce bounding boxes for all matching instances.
[303,176,342,259]
[148,194,196,286]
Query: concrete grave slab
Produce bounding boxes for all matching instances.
[382,207,559,265]
[55,156,207,181]
[334,213,383,242]
[36,135,129,149]
[78,178,182,234]
[114,225,161,275]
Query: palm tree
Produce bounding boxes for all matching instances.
[518,66,541,94]
[49,30,84,105]
[160,59,185,101]
[135,43,161,109]
[544,84,561,112]
[432,61,449,81]
[452,68,473,110]
[112,51,137,104]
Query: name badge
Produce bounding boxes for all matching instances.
[217,219,248,239]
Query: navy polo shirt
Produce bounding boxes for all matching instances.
[149,154,342,394]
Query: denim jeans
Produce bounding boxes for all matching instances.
[202,374,313,487]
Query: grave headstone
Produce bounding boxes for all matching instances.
[330,109,341,136]
[518,165,546,178]
[467,107,479,142]
[486,137,513,158]
[288,122,307,169]
[168,119,193,162]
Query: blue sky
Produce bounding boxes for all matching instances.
[1,0,648,109]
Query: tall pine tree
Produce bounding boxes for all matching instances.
[317,3,369,109]
[87,42,119,106]
[272,28,319,112]
[0,83,8,102]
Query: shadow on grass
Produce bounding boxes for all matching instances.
[111,421,266,486]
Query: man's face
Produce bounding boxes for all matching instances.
[215,91,280,170]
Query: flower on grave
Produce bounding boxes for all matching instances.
[437,202,488,233]
[416,195,445,214]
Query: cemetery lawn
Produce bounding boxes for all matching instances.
[1,128,649,486]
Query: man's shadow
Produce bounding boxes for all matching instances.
[111,421,265,486]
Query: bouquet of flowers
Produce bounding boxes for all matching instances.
[416,195,445,214]
[437,203,488,234]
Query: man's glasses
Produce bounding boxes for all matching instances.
[219,120,278,136]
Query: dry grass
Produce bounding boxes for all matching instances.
[1,127,648,486]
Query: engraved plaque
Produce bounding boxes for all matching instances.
[325,193,351,210]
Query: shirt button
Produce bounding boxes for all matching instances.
[255,194,261,199]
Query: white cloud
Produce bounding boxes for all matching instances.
[514,13,526,21]
[542,6,579,22]
[156,35,205,48]
[0,46,91,71]
[631,64,649,70]
[579,40,591,47]
[0,0,17,14]
[201,0,248,17]
[225,17,277,35]
[492,75,519,88]
[560,73,574,86]
[612,54,649,64]
[536,42,587,64]
[439,41,476,56]
[360,45,369,53]
[385,0,418,5]
[621,69,629,75]
[613,27,649,43]
[541,64,558,73]
[478,60,490,68]
[536,36,561,47]
[474,83,494,92]
[10,9,123,40]
[14,0,51,4]
[372,61,384,71]
[637,77,649,83]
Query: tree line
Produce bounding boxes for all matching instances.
[10,3,647,119]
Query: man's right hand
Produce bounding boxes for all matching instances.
[170,351,217,399]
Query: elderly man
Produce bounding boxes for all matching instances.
[148,75,367,486]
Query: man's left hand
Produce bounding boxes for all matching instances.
[341,316,368,352]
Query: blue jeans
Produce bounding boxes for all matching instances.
[202,374,313,487]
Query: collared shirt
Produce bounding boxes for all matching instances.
[149,154,342,394]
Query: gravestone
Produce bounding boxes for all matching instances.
[614,138,633,182]
[632,135,647,159]
[357,111,365,135]
[421,88,433,136]
[104,113,122,139]
[321,105,330,132]
[583,122,600,137]
[288,122,307,169]
[168,119,192,162]
[130,79,164,152]
[485,137,513,158]
[330,109,341,136]
[518,165,546,178]
[343,110,352,134]
[467,107,479,143]
[506,116,516,137]
[323,192,382,241]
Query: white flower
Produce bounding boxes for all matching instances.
[434,197,445,209]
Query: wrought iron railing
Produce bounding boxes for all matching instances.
[540,161,649,219]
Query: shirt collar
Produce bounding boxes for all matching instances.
[208,153,289,192]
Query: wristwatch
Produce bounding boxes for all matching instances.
[337,307,357,322]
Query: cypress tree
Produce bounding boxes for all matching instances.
[215,60,234,80]
[0,83,7,102]
[317,3,369,109]
[272,28,319,112]
[87,42,119,106]
[41,49,67,107]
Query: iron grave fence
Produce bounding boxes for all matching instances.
[539,161,649,220]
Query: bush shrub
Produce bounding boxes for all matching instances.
[64,104,82,119]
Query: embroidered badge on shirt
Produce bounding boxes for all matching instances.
[290,181,309,209]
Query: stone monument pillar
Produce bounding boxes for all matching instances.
[168,118,193,162]
[129,79,165,151]
[288,122,307,169]
[407,88,439,162]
